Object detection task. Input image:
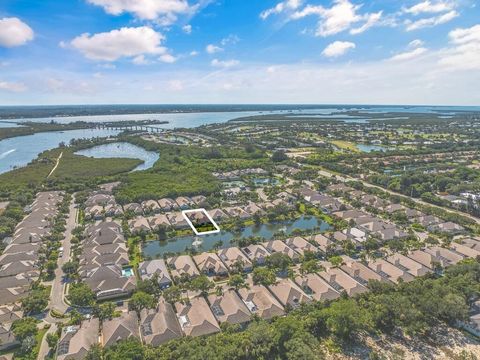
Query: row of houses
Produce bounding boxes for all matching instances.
[0,191,64,351]
[128,196,296,234]
[85,195,211,220]
[56,237,480,358]
[78,222,136,300]
[324,183,466,235]
[140,232,480,286]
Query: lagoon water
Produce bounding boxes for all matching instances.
[0,128,119,174]
[1,105,479,175]
[356,144,391,152]
[75,142,159,171]
[142,215,331,257]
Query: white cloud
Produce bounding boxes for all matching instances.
[408,39,425,48]
[220,34,240,46]
[439,24,480,70]
[182,24,192,34]
[390,47,428,61]
[0,80,27,92]
[405,10,458,31]
[322,41,355,57]
[290,0,382,37]
[211,59,239,68]
[159,53,177,63]
[71,26,167,61]
[0,17,34,47]
[190,50,199,56]
[132,54,150,65]
[350,11,382,35]
[87,0,193,21]
[260,0,303,20]
[206,44,223,54]
[403,1,454,15]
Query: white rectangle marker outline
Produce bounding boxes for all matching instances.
[182,208,221,235]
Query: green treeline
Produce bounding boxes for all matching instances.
[114,136,271,203]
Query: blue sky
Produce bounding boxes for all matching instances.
[0,0,479,105]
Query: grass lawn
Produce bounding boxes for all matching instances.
[330,140,360,153]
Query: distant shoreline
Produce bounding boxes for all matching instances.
[2,104,479,121]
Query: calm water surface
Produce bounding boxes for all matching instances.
[0,128,119,174]
[142,215,331,257]
[75,142,159,171]
[356,144,392,152]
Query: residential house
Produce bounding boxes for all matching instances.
[243,202,265,216]
[208,209,229,222]
[262,240,300,261]
[241,244,270,266]
[193,253,228,277]
[140,298,183,346]
[84,265,136,300]
[141,200,161,214]
[340,257,389,286]
[268,278,312,308]
[386,253,431,277]
[175,297,221,337]
[294,273,340,302]
[138,260,172,289]
[416,215,441,227]
[102,311,140,348]
[123,203,143,215]
[450,241,480,259]
[166,255,200,279]
[128,217,151,234]
[284,237,319,256]
[368,259,415,283]
[309,234,338,254]
[217,247,253,272]
[158,198,178,211]
[191,195,207,206]
[56,318,100,360]
[147,214,171,231]
[428,222,465,234]
[424,246,465,267]
[223,207,250,219]
[319,268,368,296]
[207,290,252,325]
[166,212,189,229]
[175,197,194,210]
[238,283,285,320]
[0,323,18,351]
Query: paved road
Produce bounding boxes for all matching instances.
[319,168,480,225]
[48,195,77,317]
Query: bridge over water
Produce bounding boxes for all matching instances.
[94,123,166,133]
